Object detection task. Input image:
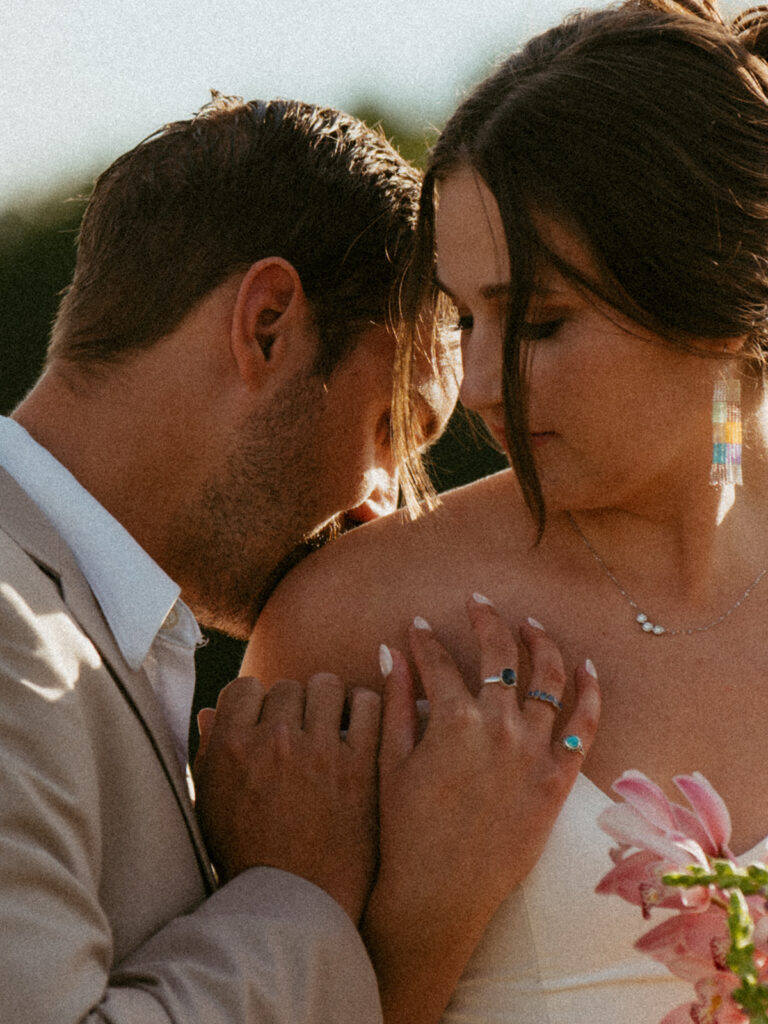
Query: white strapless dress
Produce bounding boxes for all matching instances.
[442,773,692,1023]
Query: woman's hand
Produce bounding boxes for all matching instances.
[364,593,600,1024]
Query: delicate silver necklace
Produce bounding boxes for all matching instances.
[565,511,768,637]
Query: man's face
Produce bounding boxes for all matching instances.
[179,322,458,637]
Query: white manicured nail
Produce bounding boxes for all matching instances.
[472,592,494,606]
[379,644,393,678]
[527,617,544,630]
[413,616,432,631]
[585,658,598,679]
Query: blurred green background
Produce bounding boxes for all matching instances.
[0,103,506,742]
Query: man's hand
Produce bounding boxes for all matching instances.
[364,596,601,1024]
[194,673,381,924]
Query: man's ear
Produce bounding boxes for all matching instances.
[230,258,309,389]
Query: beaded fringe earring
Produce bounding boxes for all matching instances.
[710,377,743,486]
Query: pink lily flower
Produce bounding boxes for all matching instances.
[671,773,734,859]
[660,973,746,1024]
[595,848,689,918]
[752,912,768,955]
[634,907,731,982]
[597,771,768,1024]
[597,771,735,912]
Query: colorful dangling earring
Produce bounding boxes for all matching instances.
[710,376,743,486]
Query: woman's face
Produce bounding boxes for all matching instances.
[434,165,719,513]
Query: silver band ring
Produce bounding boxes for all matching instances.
[481,668,517,688]
[562,734,585,756]
[526,689,563,711]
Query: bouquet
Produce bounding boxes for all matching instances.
[596,770,768,1023]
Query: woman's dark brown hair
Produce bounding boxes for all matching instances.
[401,0,768,533]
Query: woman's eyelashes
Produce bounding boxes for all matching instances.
[519,317,566,341]
[453,310,566,340]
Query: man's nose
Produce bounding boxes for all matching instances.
[345,467,399,524]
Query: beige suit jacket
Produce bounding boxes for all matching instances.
[0,467,382,1024]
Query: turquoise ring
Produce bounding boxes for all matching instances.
[562,735,585,756]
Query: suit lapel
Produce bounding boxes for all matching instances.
[0,467,215,891]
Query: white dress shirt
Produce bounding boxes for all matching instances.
[0,416,201,768]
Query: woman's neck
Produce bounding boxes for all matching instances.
[556,381,768,605]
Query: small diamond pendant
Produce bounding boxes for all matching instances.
[636,613,665,636]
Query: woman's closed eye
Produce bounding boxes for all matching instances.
[519,317,565,341]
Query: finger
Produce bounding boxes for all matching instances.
[408,617,468,708]
[303,672,346,738]
[195,707,216,762]
[258,677,305,730]
[556,660,601,766]
[378,645,417,774]
[519,620,567,722]
[212,676,266,733]
[345,686,382,756]
[467,593,521,704]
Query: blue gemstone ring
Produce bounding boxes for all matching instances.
[526,689,563,711]
[562,735,585,756]
[481,668,517,688]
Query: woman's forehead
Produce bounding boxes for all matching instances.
[434,167,509,296]
[434,167,601,302]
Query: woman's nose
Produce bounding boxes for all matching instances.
[459,331,503,413]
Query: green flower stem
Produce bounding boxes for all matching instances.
[662,862,768,1023]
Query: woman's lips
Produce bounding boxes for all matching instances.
[530,431,556,448]
[485,419,556,450]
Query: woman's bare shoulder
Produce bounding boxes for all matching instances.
[242,469,531,690]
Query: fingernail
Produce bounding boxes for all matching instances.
[472,591,494,606]
[585,658,598,679]
[527,617,544,630]
[379,643,394,678]
[413,616,432,631]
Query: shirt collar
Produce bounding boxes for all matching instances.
[0,416,186,670]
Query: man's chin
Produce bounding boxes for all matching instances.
[249,514,353,622]
[191,513,358,639]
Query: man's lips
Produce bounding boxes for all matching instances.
[486,420,509,448]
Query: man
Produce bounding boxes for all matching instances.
[0,94,454,1023]
[0,92,597,1024]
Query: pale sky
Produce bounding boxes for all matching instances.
[1,0,751,209]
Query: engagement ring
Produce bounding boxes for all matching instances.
[481,668,517,687]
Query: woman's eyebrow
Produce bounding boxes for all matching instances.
[480,282,512,300]
[433,275,513,301]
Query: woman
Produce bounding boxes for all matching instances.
[242,1,768,1021]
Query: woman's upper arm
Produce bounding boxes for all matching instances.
[241,530,398,692]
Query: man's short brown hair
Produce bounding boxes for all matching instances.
[49,94,422,377]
